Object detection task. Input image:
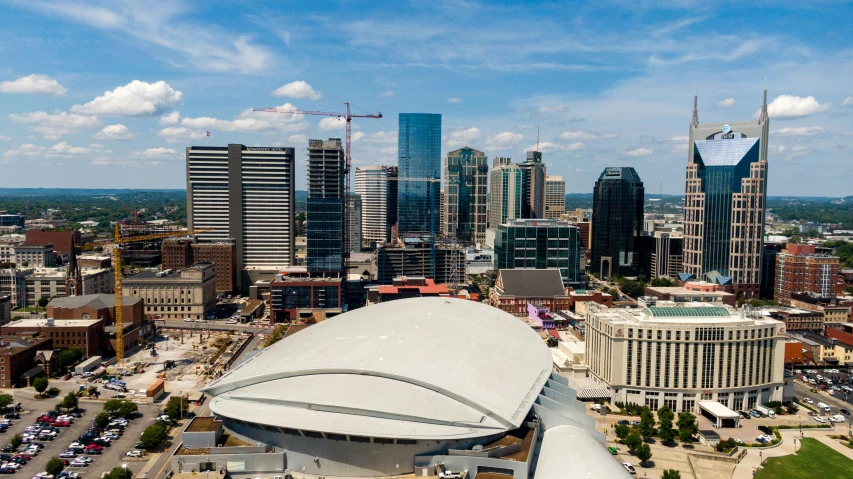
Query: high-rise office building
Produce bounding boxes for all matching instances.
[443,147,488,244]
[306,139,345,274]
[683,91,769,298]
[186,144,295,291]
[545,175,566,219]
[494,218,582,287]
[591,167,644,279]
[398,113,441,236]
[346,194,362,253]
[519,150,546,219]
[488,157,523,228]
[355,165,397,245]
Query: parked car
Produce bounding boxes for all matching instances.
[616,420,629,425]
[125,450,143,458]
[608,446,618,455]
[623,463,637,474]
[69,459,89,467]
[59,451,77,458]
[814,416,827,423]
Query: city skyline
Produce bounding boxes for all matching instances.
[1,2,852,196]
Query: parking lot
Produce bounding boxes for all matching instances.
[3,393,157,478]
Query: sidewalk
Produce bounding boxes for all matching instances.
[731,428,853,478]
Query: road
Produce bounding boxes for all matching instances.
[156,319,274,334]
[795,381,853,422]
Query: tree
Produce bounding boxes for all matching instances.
[103,467,133,479]
[657,405,676,443]
[118,401,138,418]
[45,458,65,477]
[46,387,61,397]
[615,424,630,443]
[677,412,698,444]
[32,377,49,393]
[95,412,110,430]
[625,431,642,453]
[639,406,656,440]
[650,278,675,287]
[139,422,167,450]
[635,442,652,465]
[60,392,78,410]
[10,434,21,450]
[661,469,681,479]
[0,394,13,409]
[56,348,84,372]
[37,296,49,308]
[619,280,645,299]
[165,395,188,421]
[103,399,124,414]
[263,324,287,347]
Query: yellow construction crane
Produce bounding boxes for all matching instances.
[76,224,213,366]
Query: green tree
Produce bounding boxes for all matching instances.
[95,412,110,429]
[164,395,188,420]
[639,406,656,439]
[139,421,167,449]
[615,423,630,443]
[56,348,84,372]
[37,296,49,308]
[657,405,676,443]
[103,399,124,414]
[625,431,642,453]
[661,469,681,479]
[263,324,287,347]
[650,277,675,287]
[10,434,21,450]
[635,442,652,465]
[103,467,133,479]
[0,394,13,409]
[677,412,697,444]
[118,401,138,418]
[45,458,65,477]
[32,376,49,393]
[60,392,78,410]
[619,280,645,299]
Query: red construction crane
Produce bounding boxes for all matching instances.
[254,102,382,273]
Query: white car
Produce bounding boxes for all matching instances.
[195,319,206,323]
[35,474,54,479]
[622,463,637,474]
[70,459,89,467]
[804,398,814,404]
[125,450,143,458]
[226,319,238,324]
[183,318,194,322]
[814,416,827,423]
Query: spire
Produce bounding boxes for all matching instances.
[536,125,540,152]
[759,85,768,123]
[691,90,699,128]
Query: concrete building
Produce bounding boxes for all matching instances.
[489,157,524,228]
[0,268,29,307]
[683,92,770,298]
[200,298,627,478]
[24,267,113,306]
[347,194,362,252]
[591,167,644,279]
[307,138,345,274]
[443,147,488,244]
[0,295,11,325]
[643,283,736,307]
[586,303,786,412]
[520,150,546,219]
[269,270,342,323]
[0,214,24,229]
[398,113,442,236]
[775,244,841,306]
[355,165,397,246]
[0,237,25,264]
[186,144,296,292]
[637,233,684,280]
[494,219,582,287]
[124,263,216,321]
[544,176,566,219]
[13,244,55,268]
[377,236,465,285]
[76,254,111,269]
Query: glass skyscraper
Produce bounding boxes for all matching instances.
[494,218,582,286]
[591,167,644,279]
[306,138,345,274]
[397,113,441,236]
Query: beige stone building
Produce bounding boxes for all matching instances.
[124,263,216,320]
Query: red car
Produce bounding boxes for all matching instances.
[36,415,51,422]
[51,420,70,427]
[85,444,103,452]
[14,454,31,461]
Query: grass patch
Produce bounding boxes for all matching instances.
[756,437,853,479]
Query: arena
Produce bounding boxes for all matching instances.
[200,298,629,478]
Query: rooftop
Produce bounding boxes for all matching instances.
[644,306,731,318]
[185,417,222,433]
[49,294,141,310]
[495,269,566,297]
[4,318,101,328]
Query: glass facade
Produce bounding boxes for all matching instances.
[306,139,345,273]
[591,167,644,278]
[398,113,441,235]
[494,219,581,286]
[443,147,488,243]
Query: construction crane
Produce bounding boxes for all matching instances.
[75,224,212,366]
[254,102,382,279]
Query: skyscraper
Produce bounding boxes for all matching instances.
[591,167,644,279]
[346,194,362,253]
[355,165,397,245]
[443,147,488,244]
[489,157,524,228]
[306,138,345,274]
[494,218,582,287]
[397,113,441,236]
[520,150,546,219]
[683,91,769,298]
[186,144,295,291]
[545,175,566,219]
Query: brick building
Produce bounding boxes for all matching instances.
[161,238,236,294]
[775,244,841,306]
[489,269,571,317]
[25,229,79,256]
[1,318,104,357]
[0,336,53,388]
[47,295,150,355]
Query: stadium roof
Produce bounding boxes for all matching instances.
[203,297,552,439]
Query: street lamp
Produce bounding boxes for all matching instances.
[122,463,128,479]
[759,451,763,464]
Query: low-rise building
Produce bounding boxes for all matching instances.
[376,235,465,285]
[24,267,113,305]
[586,302,786,412]
[644,283,736,307]
[765,308,824,332]
[0,295,11,325]
[1,318,103,357]
[123,263,216,321]
[490,269,570,317]
[13,244,55,268]
[269,269,342,323]
[76,254,112,269]
[0,336,53,388]
[788,331,853,366]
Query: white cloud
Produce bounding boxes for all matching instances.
[72,80,182,117]
[159,111,180,125]
[50,141,93,155]
[319,117,347,130]
[447,97,462,103]
[559,130,598,140]
[447,127,481,147]
[380,146,398,155]
[157,127,209,143]
[93,124,135,140]
[716,97,736,107]
[771,126,825,137]
[288,134,307,144]
[485,132,523,149]
[180,103,307,135]
[538,104,565,113]
[0,74,67,96]
[601,133,620,139]
[670,136,690,143]
[762,94,831,119]
[134,147,177,158]
[379,90,395,98]
[565,142,585,151]
[624,148,654,157]
[525,141,561,152]
[352,131,396,144]
[842,96,853,107]
[8,110,99,139]
[271,81,322,100]
[3,143,46,158]
[0,135,10,141]
[515,124,535,130]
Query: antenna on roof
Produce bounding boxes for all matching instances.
[536,126,540,152]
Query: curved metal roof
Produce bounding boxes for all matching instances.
[203,297,552,439]
[643,306,731,318]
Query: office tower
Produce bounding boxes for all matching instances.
[519,150,546,218]
[397,113,441,236]
[545,175,566,219]
[346,194,362,253]
[376,236,465,284]
[355,165,397,245]
[489,157,524,227]
[591,167,645,279]
[306,139,345,274]
[443,147,488,244]
[775,244,840,306]
[494,218,582,287]
[683,91,769,298]
[187,144,296,291]
[637,233,684,280]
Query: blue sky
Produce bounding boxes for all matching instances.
[1,0,852,195]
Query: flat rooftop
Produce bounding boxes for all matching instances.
[4,318,101,328]
[185,417,222,433]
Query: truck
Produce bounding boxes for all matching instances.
[756,405,776,418]
[104,382,126,392]
[818,402,832,414]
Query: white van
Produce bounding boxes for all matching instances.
[818,402,831,414]
[831,414,846,423]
